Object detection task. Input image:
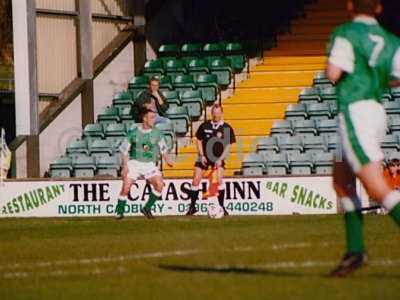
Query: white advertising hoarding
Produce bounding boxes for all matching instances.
[0,177,338,218]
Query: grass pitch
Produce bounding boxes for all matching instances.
[0,214,399,300]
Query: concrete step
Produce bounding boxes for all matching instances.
[265,49,327,56]
[228,87,303,103]
[237,70,315,88]
[252,63,324,72]
[262,55,326,65]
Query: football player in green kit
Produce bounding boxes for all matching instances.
[115,108,173,219]
[326,0,400,276]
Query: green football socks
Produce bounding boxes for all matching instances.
[144,190,161,210]
[341,197,365,254]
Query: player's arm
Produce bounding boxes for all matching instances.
[158,136,173,167]
[195,123,207,166]
[216,125,236,167]
[197,138,207,166]
[326,64,344,84]
[216,144,230,164]
[119,138,131,176]
[326,35,354,84]
[390,80,400,88]
[390,49,400,87]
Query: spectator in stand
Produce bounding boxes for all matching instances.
[384,158,400,190]
[134,77,170,124]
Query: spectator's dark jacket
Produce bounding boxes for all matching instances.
[134,90,169,121]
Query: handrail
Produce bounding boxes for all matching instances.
[9,23,142,153]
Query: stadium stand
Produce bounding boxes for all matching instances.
[49,0,400,178]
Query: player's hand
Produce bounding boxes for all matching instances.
[165,157,174,168]
[121,165,128,177]
[201,155,208,166]
[215,160,222,168]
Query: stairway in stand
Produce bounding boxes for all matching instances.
[163,0,349,177]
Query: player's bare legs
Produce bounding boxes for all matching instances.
[186,166,203,216]
[331,160,367,276]
[141,174,164,219]
[115,172,135,219]
[216,165,228,215]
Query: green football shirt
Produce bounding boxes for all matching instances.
[121,126,168,163]
[327,16,400,112]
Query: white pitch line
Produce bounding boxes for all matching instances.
[3,259,400,280]
[3,266,128,280]
[0,247,255,271]
[0,242,336,272]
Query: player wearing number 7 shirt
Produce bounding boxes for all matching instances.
[325,0,400,277]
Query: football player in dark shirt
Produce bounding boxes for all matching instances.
[186,104,236,216]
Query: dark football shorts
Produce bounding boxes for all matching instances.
[194,156,225,170]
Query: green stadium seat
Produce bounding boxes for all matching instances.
[157,75,174,92]
[384,100,400,119]
[119,107,135,125]
[389,116,400,134]
[317,118,338,137]
[208,57,233,88]
[320,86,337,102]
[381,92,392,102]
[391,87,400,99]
[162,90,181,109]
[156,122,176,152]
[173,75,196,95]
[313,71,333,87]
[181,43,203,60]
[303,135,328,154]
[97,106,120,126]
[158,44,180,60]
[105,123,126,145]
[329,102,338,116]
[265,153,289,175]
[66,139,89,161]
[164,59,187,81]
[292,120,317,137]
[73,156,96,177]
[143,59,165,78]
[270,120,293,137]
[299,87,321,103]
[242,153,265,176]
[225,42,246,73]
[388,151,400,161]
[194,74,219,105]
[285,103,308,121]
[307,103,331,121]
[49,156,73,178]
[277,135,303,155]
[288,152,314,175]
[83,123,104,141]
[327,135,340,153]
[313,152,334,174]
[166,106,190,137]
[128,75,149,99]
[256,136,279,157]
[96,155,120,177]
[203,43,224,60]
[180,90,204,121]
[186,58,209,79]
[112,91,134,113]
[381,134,399,157]
[89,140,113,162]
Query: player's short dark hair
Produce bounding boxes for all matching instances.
[211,104,223,113]
[139,107,156,119]
[352,0,380,15]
